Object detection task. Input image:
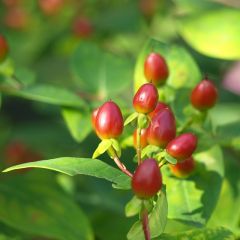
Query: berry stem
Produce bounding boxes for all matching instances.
[137,128,142,165]
[110,146,133,178]
[141,203,151,240]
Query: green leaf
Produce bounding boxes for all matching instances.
[14,68,36,87]
[164,145,224,225]
[141,145,161,159]
[209,103,240,127]
[164,153,177,165]
[0,174,93,240]
[134,39,201,91]
[125,196,142,218]
[208,152,240,235]
[111,138,121,158]
[71,42,133,98]
[127,188,168,240]
[3,157,131,190]
[178,8,240,59]
[124,112,138,126]
[92,139,112,159]
[157,227,234,240]
[62,108,92,143]
[4,84,86,108]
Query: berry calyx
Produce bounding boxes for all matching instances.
[169,156,195,178]
[133,83,158,114]
[132,158,162,199]
[147,108,176,147]
[148,101,169,119]
[0,35,9,62]
[190,79,218,110]
[166,133,197,161]
[95,101,123,139]
[144,53,169,86]
[133,128,148,149]
[91,107,99,130]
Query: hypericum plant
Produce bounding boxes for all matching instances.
[2,39,222,240]
[0,35,9,62]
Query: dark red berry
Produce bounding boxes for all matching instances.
[133,83,158,114]
[148,101,169,119]
[95,101,123,139]
[132,158,162,199]
[166,133,197,161]
[133,128,148,149]
[191,79,218,110]
[147,108,176,147]
[169,156,195,178]
[144,53,169,86]
[91,107,99,130]
[0,35,9,62]
[73,17,93,39]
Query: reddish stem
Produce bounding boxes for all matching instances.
[113,156,133,178]
[141,207,151,240]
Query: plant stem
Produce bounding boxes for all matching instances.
[137,128,142,165]
[177,117,193,134]
[141,204,151,240]
[110,147,133,178]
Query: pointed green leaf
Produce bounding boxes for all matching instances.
[111,138,121,157]
[164,153,177,165]
[157,227,234,240]
[3,157,131,190]
[125,196,142,218]
[0,175,93,240]
[178,8,240,60]
[92,139,112,159]
[164,145,224,225]
[124,112,138,126]
[62,108,92,143]
[127,187,168,240]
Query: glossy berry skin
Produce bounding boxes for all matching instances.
[132,158,162,199]
[147,108,176,147]
[133,128,148,149]
[144,53,169,86]
[0,35,9,62]
[95,101,123,139]
[169,156,195,178]
[133,83,158,114]
[191,79,218,110]
[91,107,99,130]
[148,101,169,119]
[73,17,93,39]
[166,133,197,161]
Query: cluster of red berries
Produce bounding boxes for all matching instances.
[92,52,217,200]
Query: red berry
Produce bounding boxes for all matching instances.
[0,35,9,62]
[132,158,162,199]
[73,17,93,39]
[91,107,99,130]
[169,156,195,178]
[95,101,123,139]
[133,128,148,149]
[191,79,218,110]
[148,101,169,119]
[38,0,64,15]
[139,0,157,18]
[133,83,158,114]
[4,7,28,30]
[166,133,197,161]
[144,53,169,86]
[147,108,176,147]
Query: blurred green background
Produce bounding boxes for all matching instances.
[0,0,240,239]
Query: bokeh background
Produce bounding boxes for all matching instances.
[0,0,240,239]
